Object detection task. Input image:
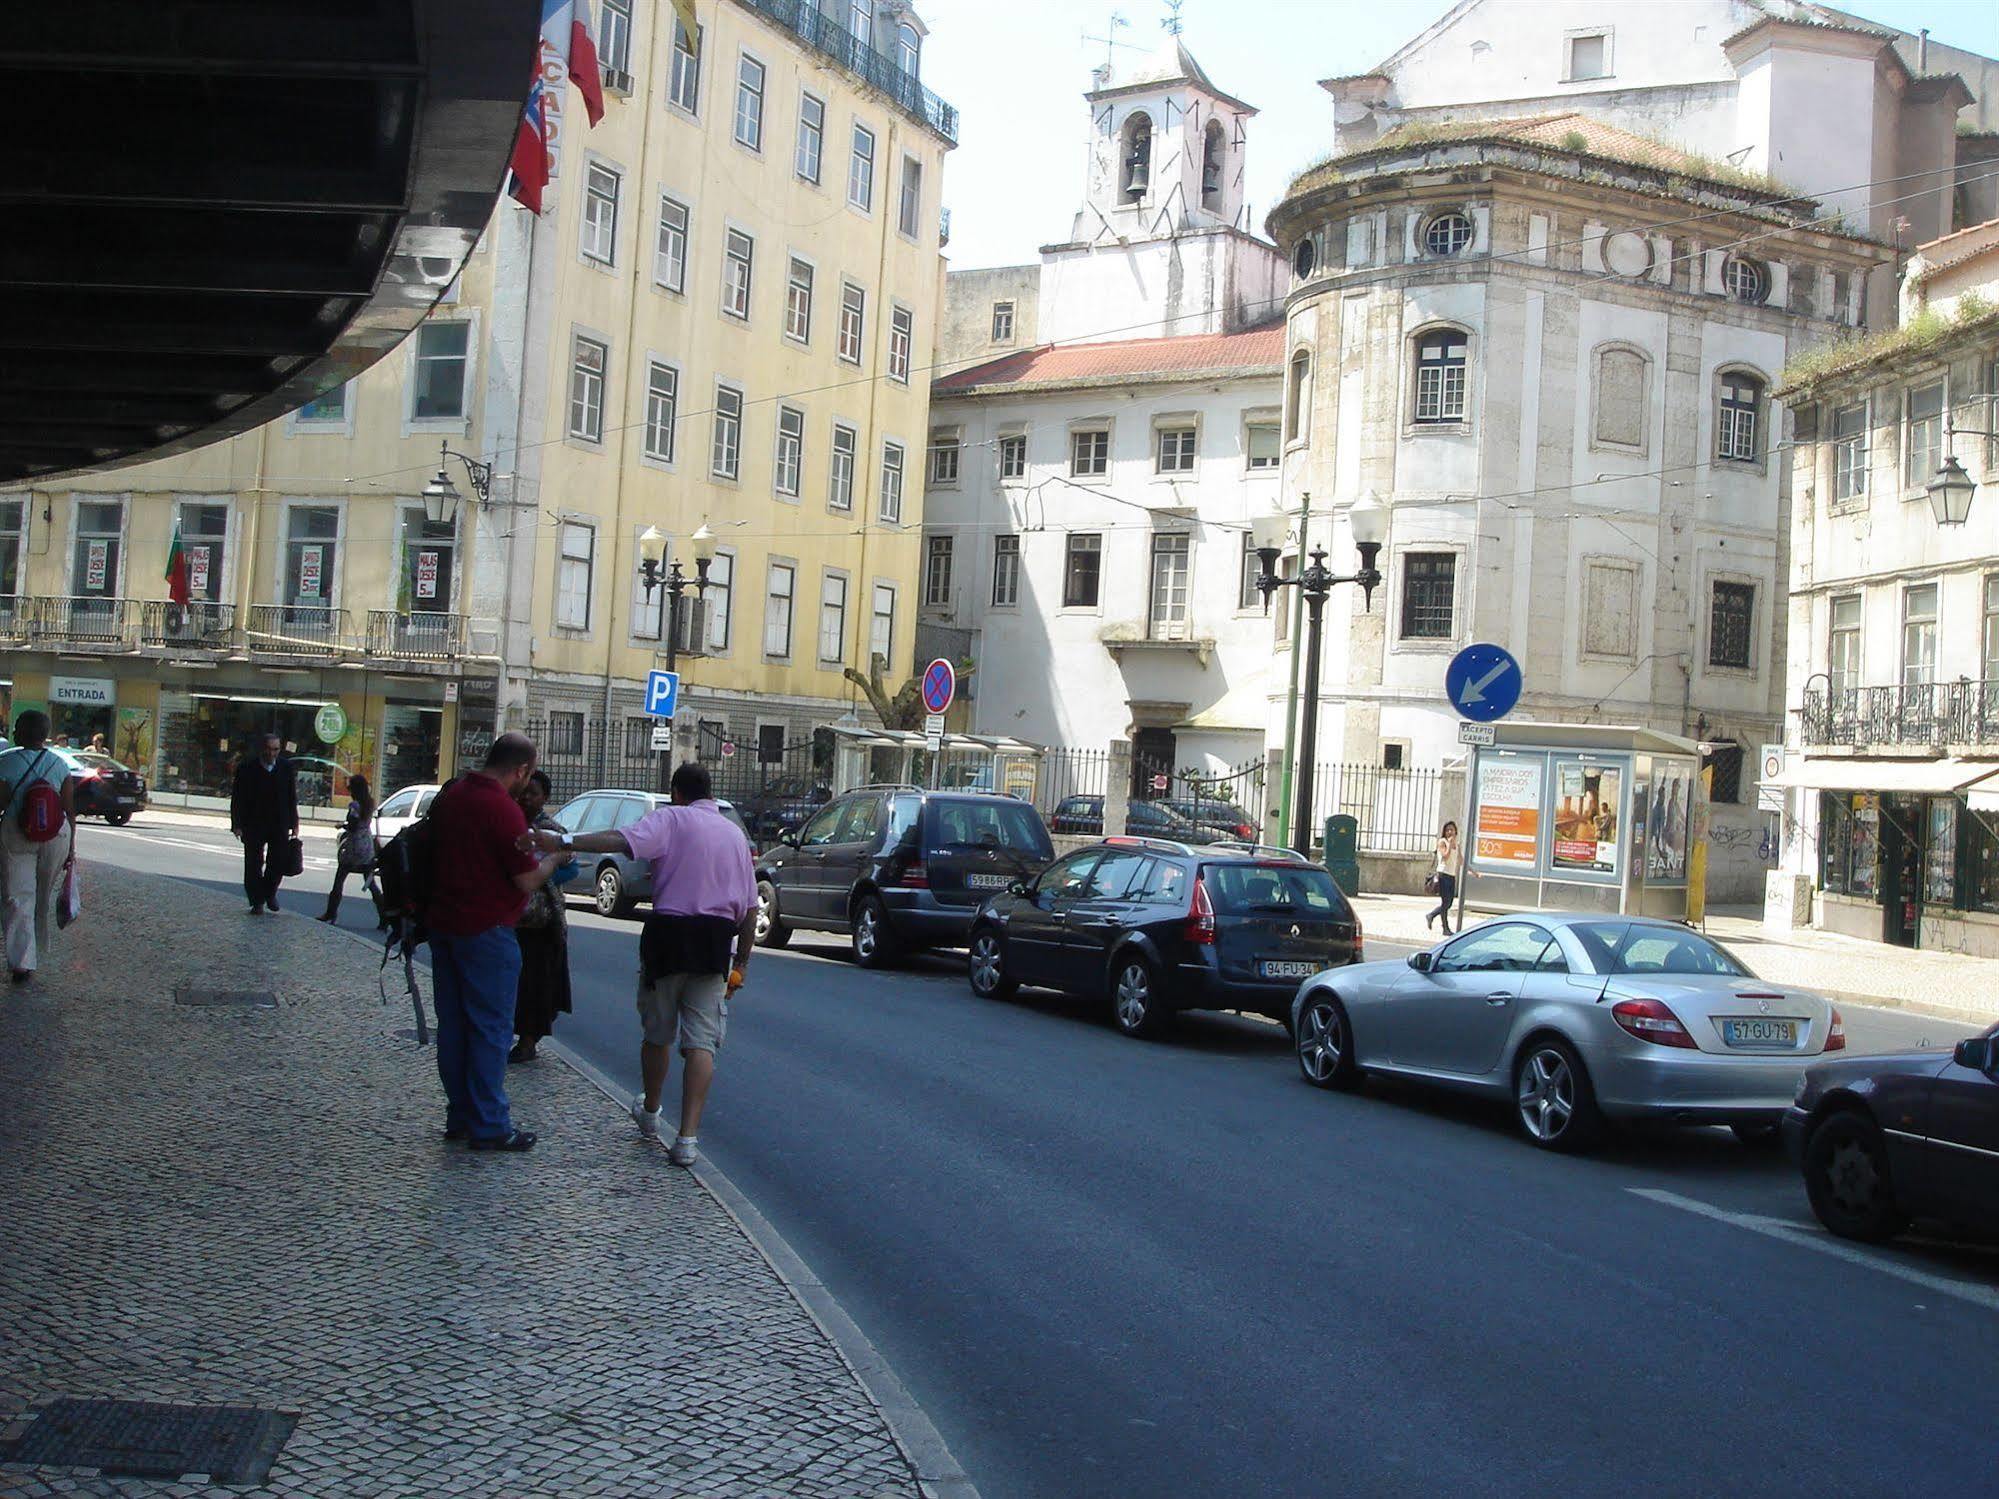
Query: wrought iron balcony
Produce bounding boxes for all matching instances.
[738,0,959,143]
[366,609,467,662]
[245,603,351,657]
[1801,680,1999,749]
[141,600,237,651]
[0,596,30,644]
[34,596,137,651]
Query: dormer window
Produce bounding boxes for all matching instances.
[1201,120,1225,211]
[1121,113,1152,202]
[1423,212,1474,258]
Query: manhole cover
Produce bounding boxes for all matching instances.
[173,988,279,1009]
[1,1398,297,1483]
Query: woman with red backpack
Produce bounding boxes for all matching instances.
[0,710,76,982]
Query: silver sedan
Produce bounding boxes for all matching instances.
[1290,914,1846,1152]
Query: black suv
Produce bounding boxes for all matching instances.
[1046,794,1216,844]
[966,838,1362,1038]
[756,788,1056,967]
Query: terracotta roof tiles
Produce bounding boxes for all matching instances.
[934,325,1285,393]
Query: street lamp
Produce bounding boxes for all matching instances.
[1256,493,1387,856]
[640,524,719,791]
[420,438,493,526]
[1927,454,1976,526]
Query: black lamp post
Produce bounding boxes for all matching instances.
[638,525,717,791]
[419,438,493,525]
[1254,495,1387,856]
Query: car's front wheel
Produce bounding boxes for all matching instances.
[851,893,896,968]
[595,863,635,919]
[755,878,792,948]
[1513,1038,1604,1153]
[1108,952,1171,1039]
[1295,993,1359,1090]
[967,927,1016,1000]
[104,811,132,827]
[1804,1110,1908,1242]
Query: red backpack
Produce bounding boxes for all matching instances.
[15,751,65,843]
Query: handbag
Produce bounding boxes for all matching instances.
[282,836,305,878]
[1423,872,1440,896]
[58,854,81,929]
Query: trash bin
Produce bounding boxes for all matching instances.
[1322,814,1360,897]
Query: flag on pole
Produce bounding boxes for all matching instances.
[164,517,190,605]
[507,76,551,213]
[672,0,700,58]
[541,1,604,127]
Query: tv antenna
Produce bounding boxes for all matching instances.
[1082,10,1136,71]
[1161,0,1186,36]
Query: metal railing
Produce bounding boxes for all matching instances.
[1033,747,1110,815]
[35,596,136,649]
[366,609,467,662]
[738,0,959,143]
[0,596,31,644]
[245,603,350,657]
[1802,680,1999,749]
[141,600,236,650]
[1307,762,1444,854]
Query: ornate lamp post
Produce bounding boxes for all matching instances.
[419,439,493,526]
[638,524,717,789]
[1255,494,1388,856]
[1926,454,1976,526]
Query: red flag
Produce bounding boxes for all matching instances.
[569,4,605,126]
[508,78,551,213]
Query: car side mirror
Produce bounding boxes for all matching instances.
[1953,1036,1997,1073]
[1407,951,1433,972]
[1007,879,1029,898]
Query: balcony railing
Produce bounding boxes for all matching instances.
[0,596,31,644]
[141,600,237,651]
[246,603,350,657]
[366,609,467,662]
[35,596,136,650]
[738,0,959,143]
[1802,680,1999,748]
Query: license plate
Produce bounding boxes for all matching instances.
[1721,1017,1798,1047]
[1259,960,1320,979]
[967,873,1011,890]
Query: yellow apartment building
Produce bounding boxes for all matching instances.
[0,0,955,811]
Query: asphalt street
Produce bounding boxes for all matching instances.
[86,817,1999,1499]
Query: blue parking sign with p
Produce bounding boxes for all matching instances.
[645,669,681,719]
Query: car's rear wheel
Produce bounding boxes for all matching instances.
[851,893,896,968]
[1295,993,1359,1090]
[1513,1038,1604,1153]
[595,863,635,919]
[967,928,1016,1000]
[104,811,132,827]
[1108,953,1171,1039]
[1804,1110,1908,1243]
[754,878,792,948]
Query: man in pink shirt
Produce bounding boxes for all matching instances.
[527,761,756,1166]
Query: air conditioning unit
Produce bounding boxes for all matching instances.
[602,66,634,94]
[671,595,709,658]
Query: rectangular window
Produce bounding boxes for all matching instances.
[819,572,848,663]
[764,561,795,658]
[998,432,1027,480]
[1906,382,1944,487]
[581,161,619,265]
[1149,533,1191,640]
[1829,593,1862,694]
[829,423,857,510]
[991,301,1015,343]
[1070,428,1109,477]
[838,282,866,364]
[0,500,25,608]
[1708,580,1755,669]
[547,711,585,756]
[1902,581,1938,686]
[1833,402,1867,502]
[410,321,470,420]
[706,551,733,651]
[849,122,875,209]
[1984,576,1999,684]
[795,92,825,183]
[784,256,813,342]
[632,548,664,640]
[924,536,954,607]
[1414,335,1468,424]
[722,227,753,320]
[654,195,689,293]
[898,155,923,237]
[669,20,700,114]
[556,521,594,630]
[1399,552,1456,640]
[888,304,913,383]
[870,582,895,666]
[1063,533,1102,608]
[175,502,229,604]
[295,383,348,425]
[644,361,678,462]
[1925,797,1958,905]
[1717,376,1760,462]
[1567,32,1608,81]
[879,441,905,523]
[568,335,607,442]
[1581,559,1638,659]
[599,0,632,78]
[280,504,332,607]
[1245,422,1280,470]
[992,535,1020,607]
[1238,534,1262,610]
[1155,425,1197,474]
[712,384,743,479]
[734,53,765,150]
[928,434,960,485]
[774,405,804,497]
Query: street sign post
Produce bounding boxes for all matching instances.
[1445,643,1522,723]
[1757,743,1785,812]
[1458,721,1496,747]
[650,724,672,752]
[644,668,681,719]
[921,658,956,715]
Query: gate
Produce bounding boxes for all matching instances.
[1131,750,1266,841]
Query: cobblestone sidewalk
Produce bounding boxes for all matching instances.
[0,864,920,1498]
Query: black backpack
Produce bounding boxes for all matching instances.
[375,784,454,1045]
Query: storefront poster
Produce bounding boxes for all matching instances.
[188,548,211,599]
[1552,757,1623,875]
[115,707,156,773]
[415,550,439,600]
[1646,758,1696,883]
[84,540,108,591]
[1473,756,1542,866]
[1848,793,1880,898]
[298,544,324,599]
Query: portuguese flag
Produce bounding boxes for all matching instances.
[165,517,190,605]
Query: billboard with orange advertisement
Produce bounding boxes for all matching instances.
[1472,756,1542,866]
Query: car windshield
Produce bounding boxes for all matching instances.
[75,752,130,772]
[1567,921,1754,978]
[1203,863,1346,917]
[932,799,1052,857]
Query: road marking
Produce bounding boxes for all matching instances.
[1628,1187,1999,1313]
[95,827,336,870]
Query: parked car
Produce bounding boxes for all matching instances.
[1159,797,1260,842]
[1291,914,1847,1153]
[551,789,751,917]
[756,788,1055,966]
[967,839,1362,1038]
[69,750,148,825]
[1783,1023,1999,1242]
[729,777,833,845]
[373,783,442,845]
[1047,794,1216,843]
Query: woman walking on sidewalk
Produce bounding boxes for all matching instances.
[1426,820,1461,936]
[319,773,382,927]
[0,711,77,983]
[509,770,572,1063]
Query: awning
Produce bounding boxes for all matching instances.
[1763,757,1999,795]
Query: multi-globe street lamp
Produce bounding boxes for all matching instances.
[637,523,718,790]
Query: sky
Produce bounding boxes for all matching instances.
[920,0,1999,273]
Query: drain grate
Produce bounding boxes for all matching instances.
[173,987,279,1009]
[1,1398,297,1483]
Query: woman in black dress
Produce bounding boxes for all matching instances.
[510,770,573,1062]
[318,773,381,926]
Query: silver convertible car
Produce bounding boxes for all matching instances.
[1290,914,1846,1152]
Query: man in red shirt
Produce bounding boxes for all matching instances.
[426,732,567,1152]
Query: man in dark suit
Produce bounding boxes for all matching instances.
[232,733,299,914]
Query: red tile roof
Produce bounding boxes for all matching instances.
[935,325,1284,393]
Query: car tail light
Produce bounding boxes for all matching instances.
[1183,876,1216,945]
[1611,998,1697,1049]
[1352,915,1363,963]
[1825,1006,1846,1051]
[1236,822,1256,839]
[891,861,929,889]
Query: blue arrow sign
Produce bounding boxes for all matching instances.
[1445,643,1522,723]
[644,668,681,720]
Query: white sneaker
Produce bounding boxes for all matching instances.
[668,1136,699,1168]
[631,1095,661,1138]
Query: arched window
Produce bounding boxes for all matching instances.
[1286,350,1311,442]
[1120,113,1152,202]
[1413,330,1469,424]
[897,22,920,76]
[1201,120,1226,211]
[1717,372,1765,463]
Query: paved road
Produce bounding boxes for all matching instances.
[87,818,1999,1499]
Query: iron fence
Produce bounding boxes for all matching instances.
[245,603,348,657]
[1803,681,1999,749]
[1031,746,1110,815]
[140,600,235,650]
[1305,763,1444,854]
[35,596,135,649]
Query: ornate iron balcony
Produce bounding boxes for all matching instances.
[1801,680,1999,749]
[737,0,958,144]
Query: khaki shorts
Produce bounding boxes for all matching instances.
[636,971,728,1055]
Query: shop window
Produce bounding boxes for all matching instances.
[1925,797,1958,906]
[1819,792,1879,897]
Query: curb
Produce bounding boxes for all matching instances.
[547,1037,981,1499]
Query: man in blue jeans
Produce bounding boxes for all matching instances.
[424,732,568,1152]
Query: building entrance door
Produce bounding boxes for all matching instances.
[1879,796,1921,947]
